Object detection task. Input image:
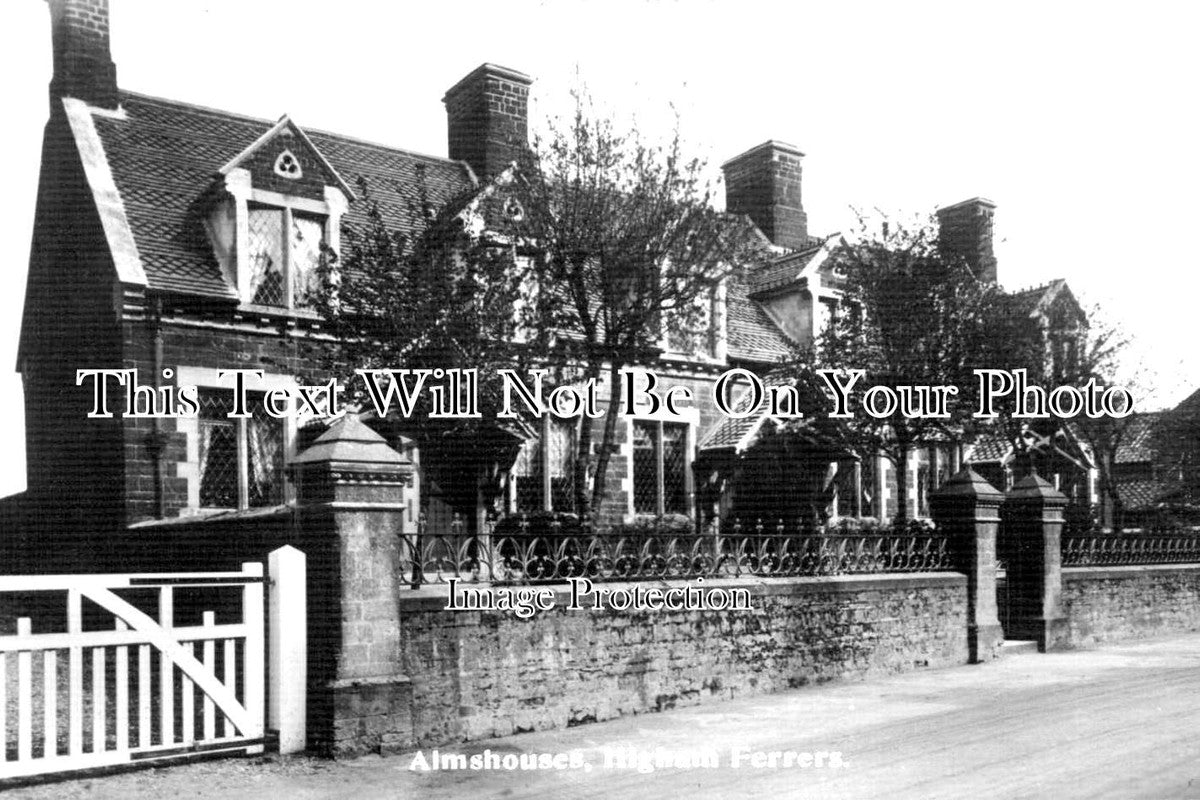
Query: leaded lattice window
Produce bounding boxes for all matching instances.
[246,206,325,309]
[248,208,285,306]
[197,388,284,509]
[512,418,577,513]
[633,420,689,516]
[199,390,238,508]
[633,422,658,514]
[662,423,687,514]
[290,213,323,309]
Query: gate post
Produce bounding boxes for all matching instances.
[290,416,417,757]
[1002,471,1069,652]
[930,468,1004,663]
[268,545,307,754]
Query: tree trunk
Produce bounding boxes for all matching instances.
[893,443,911,523]
[588,361,625,525]
[1098,451,1119,532]
[572,362,602,520]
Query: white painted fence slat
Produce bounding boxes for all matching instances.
[138,644,150,749]
[0,623,249,653]
[181,643,194,745]
[16,619,31,762]
[242,562,265,749]
[1,556,287,782]
[43,651,56,758]
[115,621,129,752]
[92,646,105,754]
[202,612,216,742]
[67,590,82,758]
[159,586,174,747]
[223,638,236,739]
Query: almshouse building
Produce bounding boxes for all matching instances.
[8,0,1093,569]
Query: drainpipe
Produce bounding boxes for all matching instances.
[150,296,167,520]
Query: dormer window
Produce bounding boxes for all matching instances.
[209,116,356,313]
[247,205,325,309]
[662,281,725,362]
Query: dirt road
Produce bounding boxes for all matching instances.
[8,634,1200,799]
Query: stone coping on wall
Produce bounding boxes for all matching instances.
[396,571,967,612]
[1064,564,1200,582]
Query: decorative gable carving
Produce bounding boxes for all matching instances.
[218,115,355,203]
[274,149,303,180]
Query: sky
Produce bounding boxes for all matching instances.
[1,0,1198,498]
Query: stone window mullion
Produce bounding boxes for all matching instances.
[282,206,294,310]
[236,416,250,511]
[656,420,665,517]
[541,414,553,512]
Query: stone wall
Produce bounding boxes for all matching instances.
[1062,565,1200,647]
[393,573,968,747]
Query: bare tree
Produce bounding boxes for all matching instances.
[1056,308,1139,530]
[513,91,766,520]
[813,214,1004,521]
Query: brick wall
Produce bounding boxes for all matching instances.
[17,111,127,568]
[118,317,335,525]
[444,64,531,180]
[394,573,968,747]
[1062,565,1200,647]
[936,199,997,284]
[722,142,807,249]
[49,0,119,108]
[241,132,332,200]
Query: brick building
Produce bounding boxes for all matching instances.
[9,0,1087,568]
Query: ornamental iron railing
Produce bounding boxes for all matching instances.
[400,514,953,588]
[1061,526,1200,567]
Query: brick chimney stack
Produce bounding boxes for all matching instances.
[443,63,533,181]
[47,0,119,109]
[721,141,808,250]
[937,198,998,284]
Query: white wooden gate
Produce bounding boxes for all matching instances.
[0,563,266,780]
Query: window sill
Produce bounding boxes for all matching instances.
[235,303,323,322]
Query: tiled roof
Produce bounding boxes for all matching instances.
[1116,479,1173,511]
[1000,279,1066,319]
[1115,413,1163,464]
[1173,386,1200,423]
[725,278,793,364]
[966,435,1012,464]
[746,239,827,294]
[89,91,474,298]
[80,91,803,365]
[699,372,793,452]
[699,415,762,452]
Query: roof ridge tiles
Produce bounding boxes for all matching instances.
[1008,278,1066,296]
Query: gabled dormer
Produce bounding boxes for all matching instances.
[751,233,846,350]
[206,116,354,311]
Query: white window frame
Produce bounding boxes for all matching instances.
[221,168,348,312]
